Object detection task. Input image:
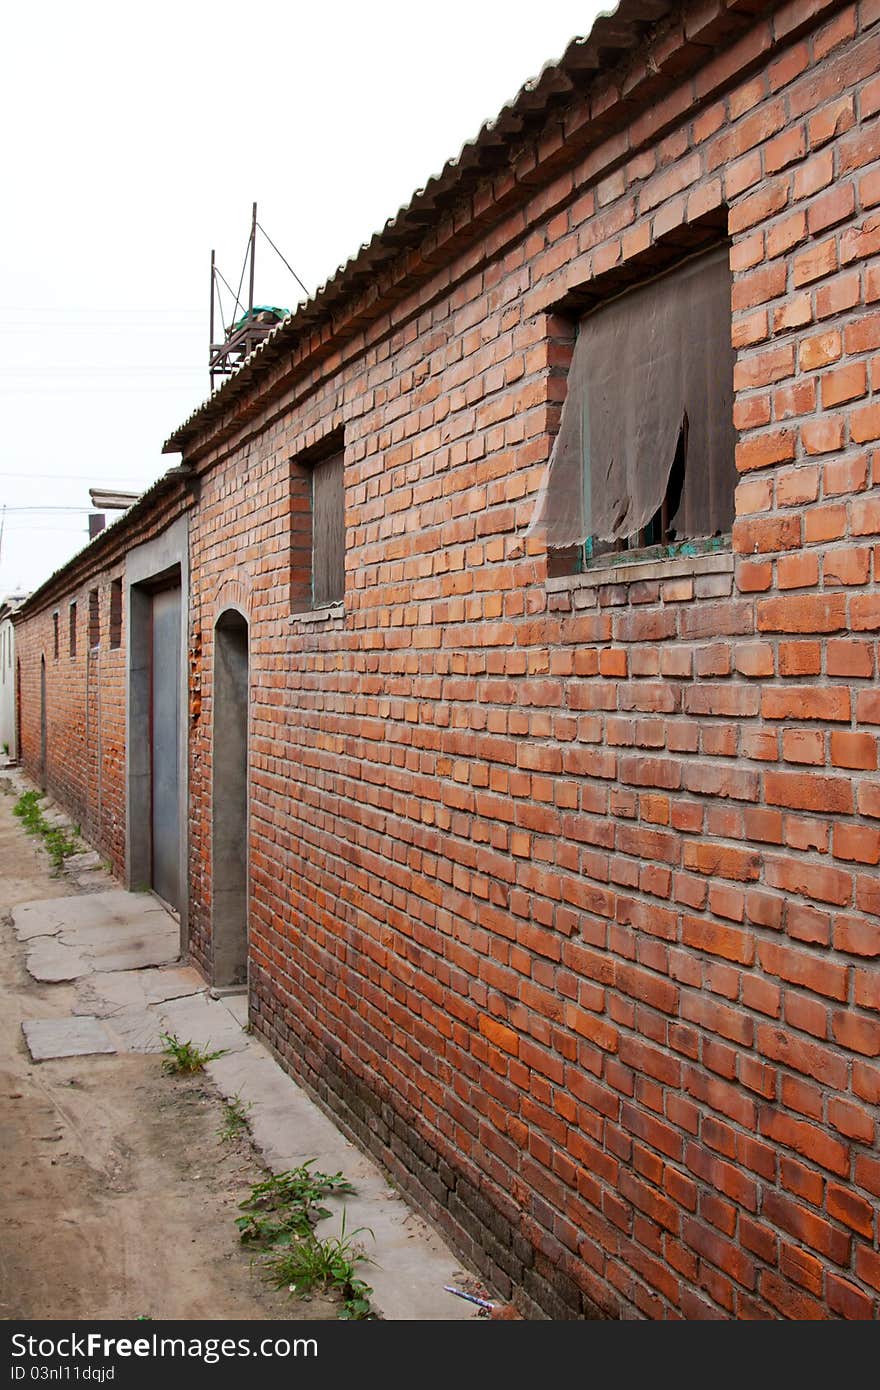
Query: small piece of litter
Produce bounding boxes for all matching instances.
[444,1285,494,1310]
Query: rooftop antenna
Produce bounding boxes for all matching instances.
[208,202,309,389]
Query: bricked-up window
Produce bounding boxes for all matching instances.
[88,588,100,648]
[109,578,122,649]
[53,612,59,660]
[311,451,345,606]
[291,435,346,611]
[69,602,77,657]
[529,243,737,569]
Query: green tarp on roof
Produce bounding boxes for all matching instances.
[231,305,290,333]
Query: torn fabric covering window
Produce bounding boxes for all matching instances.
[527,243,737,552]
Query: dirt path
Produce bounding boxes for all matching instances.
[0,776,337,1321]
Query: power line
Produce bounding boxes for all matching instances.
[0,321,203,329]
[0,305,204,314]
[256,222,310,300]
[0,385,203,394]
[1,366,203,374]
[0,472,153,483]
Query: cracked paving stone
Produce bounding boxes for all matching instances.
[22,1016,118,1061]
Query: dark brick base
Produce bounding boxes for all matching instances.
[250,963,607,1320]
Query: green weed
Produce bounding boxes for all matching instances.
[160,1032,227,1074]
[263,1212,375,1319]
[13,790,80,869]
[235,1162,374,1318]
[218,1092,252,1141]
[235,1161,355,1245]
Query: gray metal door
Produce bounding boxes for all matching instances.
[151,585,180,909]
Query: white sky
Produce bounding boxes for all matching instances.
[0,0,609,596]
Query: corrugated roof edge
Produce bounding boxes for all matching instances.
[13,469,181,620]
[161,1,674,456]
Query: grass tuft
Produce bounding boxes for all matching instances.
[160,1032,227,1074]
[13,790,80,870]
[218,1092,252,1141]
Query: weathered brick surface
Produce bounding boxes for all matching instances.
[14,486,187,878]
[14,0,880,1319]
[15,572,127,869]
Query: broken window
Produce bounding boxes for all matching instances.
[528,243,737,569]
[69,601,77,657]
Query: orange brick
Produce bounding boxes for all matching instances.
[823,547,870,586]
[827,640,874,677]
[851,403,880,444]
[822,361,868,407]
[803,415,845,454]
[776,465,819,506]
[798,329,841,370]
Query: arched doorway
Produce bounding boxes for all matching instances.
[212,609,249,988]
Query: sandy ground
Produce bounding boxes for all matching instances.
[0,777,338,1321]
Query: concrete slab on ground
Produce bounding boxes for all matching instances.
[104,1007,167,1054]
[14,889,172,938]
[12,890,179,976]
[157,994,249,1057]
[65,851,105,872]
[218,992,248,1028]
[24,936,90,982]
[22,1015,117,1060]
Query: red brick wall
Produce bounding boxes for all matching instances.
[182,1,880,1319]
[15,567,127,874]
[15,0,880,1320]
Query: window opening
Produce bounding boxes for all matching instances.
[530,242,737,574]
[89,588,100,648]
[110,578,123,649]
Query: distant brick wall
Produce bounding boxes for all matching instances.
[15,569,127,874]
[14,486,188,880]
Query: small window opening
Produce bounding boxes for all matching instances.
[291,437,346,611]
[89,588,100,648]
[110,578,123,649]
[310,450,345,607]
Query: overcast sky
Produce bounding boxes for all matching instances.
[1,0,609,596]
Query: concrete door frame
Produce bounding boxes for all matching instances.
[124,516,189,957]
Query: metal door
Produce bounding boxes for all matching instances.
[150,585,180,909]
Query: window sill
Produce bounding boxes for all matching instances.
[289,602,345,625]
[546,544,733,594]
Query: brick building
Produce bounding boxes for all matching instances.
[14,0,880,1318]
